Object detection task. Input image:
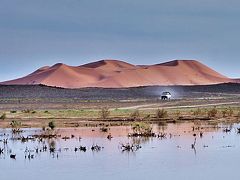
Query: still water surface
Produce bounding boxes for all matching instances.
[0,122,239,180]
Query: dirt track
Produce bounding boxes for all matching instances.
[119,101,240,110]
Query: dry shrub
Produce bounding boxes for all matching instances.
[130,110,140,120]
[208,107,218,118]
[156,109,168,119]
[99,107,110,119]
[0,113,6,120]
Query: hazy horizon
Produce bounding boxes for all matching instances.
[1,0,240,81]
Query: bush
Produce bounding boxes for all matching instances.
[22,109,31,113]
[156,109,168,119]
[0,113,6,120]
[237,111,240,118]
[10,120,21,128]
[227,107,234,117]
[132,122,152,134]
[175,110,181,118]
[222,109,227,117]
[99,107,110,119]
[222,107,234,117]
[48,121,56,130]
[208,107,218,118]
[10,110,17,113]
[193,108,202,116]
[130,110,140,120]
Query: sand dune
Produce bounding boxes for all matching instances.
[1,59,234,88]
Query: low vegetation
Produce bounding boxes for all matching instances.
[0,113,6,120]
[130,109,140,120]
[207,107,218,118]
[10,120,22,133]
[192,108,203,116]
[48,121,56,130]
[129,122,155,137]
[99,107,110,119]
[156,109,168,119]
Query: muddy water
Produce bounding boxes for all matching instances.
[0,122,240,180]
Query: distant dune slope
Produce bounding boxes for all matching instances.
[1,59,234,88]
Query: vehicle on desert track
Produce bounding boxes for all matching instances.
[161,92,172,100]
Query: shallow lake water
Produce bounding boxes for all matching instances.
[0,122,240,180]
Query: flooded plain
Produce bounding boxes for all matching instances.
[0,122,240,180]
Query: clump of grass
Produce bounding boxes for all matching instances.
[227,107,234,117]
[237,111,240,119]
[10,120,22,133]
[130,110,140,120]
[99,107,110,119]
[208,107,218,118]
[131,122,152,134]
[156,109,168,119]
[48,121,56,130]
[175,110,181,119]
[143,114,151,121]
[222,109,227,117]
[193,108,203,116]
[0,113,6,120]
[22,109,31,113]
[222,107,234,117]
[10,120,21,128]
[10,110,17,113]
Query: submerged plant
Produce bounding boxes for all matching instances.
[100,126,109,132]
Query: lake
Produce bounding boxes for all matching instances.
[0,122,239,180]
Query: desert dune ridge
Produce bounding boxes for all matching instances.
[1,59,234,88]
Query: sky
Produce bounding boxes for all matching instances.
[0,0,240,81]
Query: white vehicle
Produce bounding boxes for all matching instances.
[161,92,171,100]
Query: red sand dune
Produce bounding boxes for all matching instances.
[1,59,234,88]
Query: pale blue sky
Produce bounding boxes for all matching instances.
[0,0,240,81]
